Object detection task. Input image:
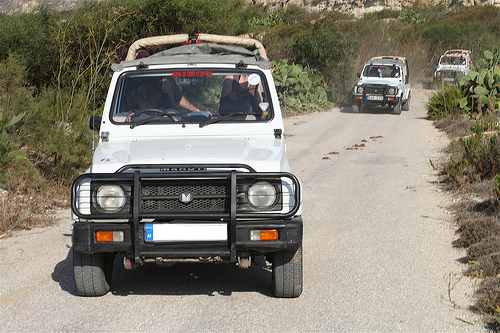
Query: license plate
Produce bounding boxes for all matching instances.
[145,223,227,242]
[367,95,383,101]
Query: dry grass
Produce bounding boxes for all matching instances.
[434,115,474,139]
[476,277,500,329]
[437,115,500,327]
[0,176,68,235]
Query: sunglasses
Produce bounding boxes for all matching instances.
[136,90,158,99]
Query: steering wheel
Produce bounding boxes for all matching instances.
[131,108,182,121]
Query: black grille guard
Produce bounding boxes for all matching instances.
[71,167,301,220]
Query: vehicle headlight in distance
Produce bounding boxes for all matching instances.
[247,181,277,209]
[387,87,396,95]
[95,184,126,213]
[356,86,364,94]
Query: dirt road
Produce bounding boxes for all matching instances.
[0,86,487,331]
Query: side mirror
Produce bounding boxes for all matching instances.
[89,116,102,132]
[357,73,361,78]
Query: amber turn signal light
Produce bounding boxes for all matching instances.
[96,231,124,242]
[250,229,278,241]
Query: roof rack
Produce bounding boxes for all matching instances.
[126,33,268,61]
[370,56,407,63]
[443,49,471,57]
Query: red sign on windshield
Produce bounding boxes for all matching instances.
[172,71,213,77]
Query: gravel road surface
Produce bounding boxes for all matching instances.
[0,86,487,332]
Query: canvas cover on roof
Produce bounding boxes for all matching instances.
[112,43,272,72]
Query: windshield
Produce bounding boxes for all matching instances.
[111,69,273,125]
[439,56,466,66]
[363,65,401,78]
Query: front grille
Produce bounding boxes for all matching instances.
[441,70,458,80]
[365,86,385,94]
[140,180,230,213]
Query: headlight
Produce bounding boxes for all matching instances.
[356,86,364,94]
[95,184,126,213]
[247,181,277,209]
[387,87,396,95]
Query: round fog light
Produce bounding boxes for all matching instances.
[96,184,126,212]
[247,181,277,208]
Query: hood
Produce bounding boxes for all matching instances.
[357,77,401,86]
[435,64,464,72]
[91,136,287,173]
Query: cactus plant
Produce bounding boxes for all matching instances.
[272,59,332,112]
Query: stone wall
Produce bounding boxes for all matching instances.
[246,0,499,17]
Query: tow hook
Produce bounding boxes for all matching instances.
[123,257,137,270]
[238,256,251,269]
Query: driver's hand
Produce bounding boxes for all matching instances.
[125,112,135,122]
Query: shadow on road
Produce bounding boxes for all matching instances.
[339,105,404,114]
[52,250,273,297]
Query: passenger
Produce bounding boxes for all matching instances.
[134,49,199,113]
[221,75,257,101]
[219,75,263,115]
[391,67,400,78]
[160,77,199,112]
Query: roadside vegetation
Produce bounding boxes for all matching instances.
[426,49,499,327]
[0,0,498,326]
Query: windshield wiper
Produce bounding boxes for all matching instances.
[129,110,180,129]
[199,112,261,128]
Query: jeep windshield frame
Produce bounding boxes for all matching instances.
[110,68,275,125]
[439,55,467,66]
[362,64,401,78]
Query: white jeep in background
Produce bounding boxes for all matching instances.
[352,56,411,115]
[433,49,472,84]
[71,34,303,298]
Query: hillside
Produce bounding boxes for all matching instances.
[2,0,500,17]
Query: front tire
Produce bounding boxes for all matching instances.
[352,103,360,113]
[393,99,401,115]
[402,93,411,111]
[271,246,303,298]
[73,251,114,296]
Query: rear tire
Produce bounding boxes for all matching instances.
[73,251,114,296]
[271,246,303,298]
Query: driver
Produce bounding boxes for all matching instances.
[136,81,161,111]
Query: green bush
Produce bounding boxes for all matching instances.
[0,4,58,89]
[0,56,44,189]
[0,55,93,184]
[399,9,425,24]
[291,26,357,104]
[426,85,467,120]
[446,127,500,183]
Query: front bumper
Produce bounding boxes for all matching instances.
[352,93,400,107]
[72,217,303,260]
[352,84,399,107]
[71,168,302,263]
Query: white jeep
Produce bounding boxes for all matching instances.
[352,56,411,115]
[71,34,303,298]
[433,49,471,84]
